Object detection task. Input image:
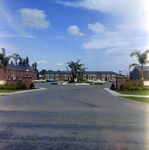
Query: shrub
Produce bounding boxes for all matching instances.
[120,84,125,90]
[16,81,22,89]
[129,86,136,91]
[10,82,16,90]
[138,87,142,91]
[0,86,4,89]
[4,81,9,90]
[110,83,116,90]
[125,82,131,90]
[22,83,26,89]
[132,82,137,90]
[143,87,149,90]
[139,80,144,88]
[30,82,35,89]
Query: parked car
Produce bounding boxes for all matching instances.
[33,79,46,83]
[46,79,54,82]
[87,79,106,83]
[109,79,116,82]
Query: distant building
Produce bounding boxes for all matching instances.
[130,66,149,80]
[0,64,37,81]
[44,71,118,81]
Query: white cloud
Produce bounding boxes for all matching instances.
[18,8,50,29]
[57,0,149,32]
[56,63,63,66]
[67,25,84,36]
[88,23,106,33]
[37,60,49,64]
[0,31,35,38]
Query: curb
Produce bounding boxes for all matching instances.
[0,87,46,95]
[103,88,149,97]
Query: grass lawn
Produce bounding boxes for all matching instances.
[0,89,25,93]
[120,96,149,103]
[116,90,149,95]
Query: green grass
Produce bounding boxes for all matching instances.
[116,90,149,95]
[0,89,25,93]
[120,96,149,103]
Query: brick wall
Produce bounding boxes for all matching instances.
[0,65,4,80]
[116,76,149,90]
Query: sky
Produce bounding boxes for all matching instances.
[0,0,149,75]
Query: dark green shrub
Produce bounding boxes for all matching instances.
[4,81,9,90]
[129,86,135,91]
[132,82,137,90]
[110,83,116,90]
[30,82,35,89]
[0,86,4,89]
[139,80,144,88]
[125,82,131,90]
[10,83,16,90]
[138,87,142,91]
[143,87,149,90]
[22,83,26,89]
[120,84,125,90]
[16,81,22,89]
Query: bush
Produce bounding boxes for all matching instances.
[10,83,16,90]
[120,84,125,90]
[129,86,136,91]
[4,81,9,90]
[138,87,142,91]
[22,83,26,89]
[132,82,137,89]
[110,83,116,90]
[139,80,144,88]
[30,82,35,89]
[16,81,22,89]
[143,88,149,90]
[0,86,4,89]
[125,82,131,90]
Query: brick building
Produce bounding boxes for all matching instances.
[0,64,37,81]
[130,66,149,80]
[44,71,118,81]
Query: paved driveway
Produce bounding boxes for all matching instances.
[0,82,149,149]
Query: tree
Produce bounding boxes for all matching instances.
[39,69,47,75]
[0,48,12,68]
[26,56,29,66]
[130,50,149,79]
[66,59,87,82]
[22,59,27,66]
[13,53,20,65]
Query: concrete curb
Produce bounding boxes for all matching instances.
[104,88,149,97]
[0,87,46,95]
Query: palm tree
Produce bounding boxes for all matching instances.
[13,53,20,65]
[0,48,11,68]
[66,59,87,82]
[130,50,149,79]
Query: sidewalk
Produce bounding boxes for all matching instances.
[0,87,46,95]
[104,88,149,97]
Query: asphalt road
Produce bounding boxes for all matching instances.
[0,82,149,150]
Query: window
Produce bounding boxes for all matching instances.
[64,74,68,76]
[102,78,105,81]
[102,74,105,76]
[56,74,59,76]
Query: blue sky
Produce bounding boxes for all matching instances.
[0,0,149,75]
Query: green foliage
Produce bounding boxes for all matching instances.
[138,87,142,91]
[16,81,22,89]
[143,87,149,90]
[120,84,125,90]
[129,86,136,91]
[110,83,116,90]
[125,82,131,90]
[0,86,4,89]
[132,82,137,89]
[10,82,16,90]
[139,80,144,88]
[22,83,26,89]
[4,81,9,90]
[30,82,35,89]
